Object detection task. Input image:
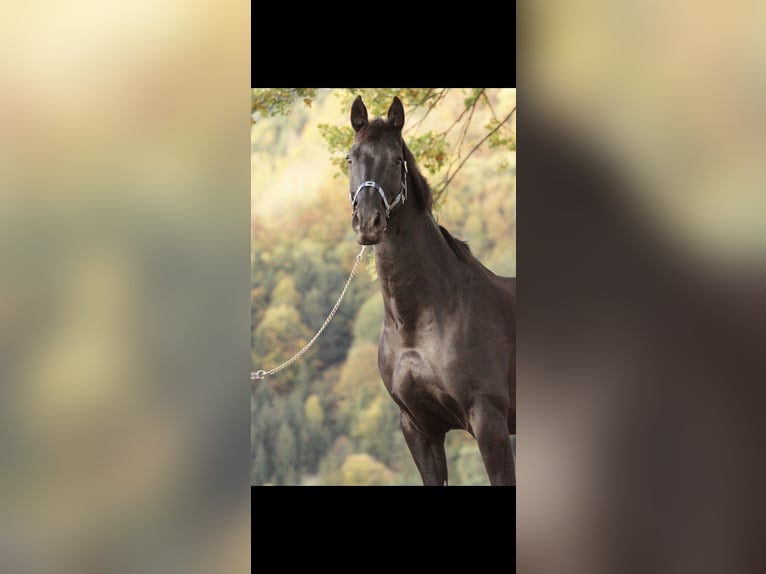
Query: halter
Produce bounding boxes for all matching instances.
[350,160,408,219]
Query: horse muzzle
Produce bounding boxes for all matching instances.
[352,204,386,245]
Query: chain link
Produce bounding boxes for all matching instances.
[251,245,366,382]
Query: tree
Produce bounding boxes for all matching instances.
[251,384,278,485]
[319,435,352,485]
[352,293,384,344]
[273,422,297,485]
[350,395,400,463]
[252,304,312,392]
[304,393,325,427]
[330,342,381,421]
[454,444,488,486]
[270,276,299,307]
[301,394,328,474]
[250,88,516,206]
[340,453,395,486]
[251,441,270,486]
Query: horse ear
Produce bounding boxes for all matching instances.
[388,97,405,131]
[350,96,369,133]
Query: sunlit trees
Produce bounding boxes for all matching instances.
[352,294,384,344]
[301,394,327,473]
[252,305,310,392]
[252,88,516,205]
[330,342,380,422]
[340,453,395,486]
[273,422,297,484]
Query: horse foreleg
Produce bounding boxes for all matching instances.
[470,405,515,486]
[400,410,448,486]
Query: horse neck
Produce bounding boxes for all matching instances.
[373,206,461,324]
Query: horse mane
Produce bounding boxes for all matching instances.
[401,142,475,263]
[357,117,474,263]
[401,141,433,213]
[438,225,474,263]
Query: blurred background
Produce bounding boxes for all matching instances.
[250,89,517,485]
[520,2,766,573]
[1,2,250,572]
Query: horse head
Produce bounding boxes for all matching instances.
[348,96,408,245]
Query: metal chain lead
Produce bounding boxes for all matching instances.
[251,245,367,382]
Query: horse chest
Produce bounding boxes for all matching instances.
[381,298,462,356]
[380,334,468,430]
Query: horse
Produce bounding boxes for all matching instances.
[347,96,516,485]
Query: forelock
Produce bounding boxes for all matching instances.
[355,118,401,146]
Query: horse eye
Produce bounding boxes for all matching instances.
[346,154,352,164]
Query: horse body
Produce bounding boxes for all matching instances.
[348,96,515,485]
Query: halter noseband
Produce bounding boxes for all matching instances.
[350,160,408,219]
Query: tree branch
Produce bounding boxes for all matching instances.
[406,89,449,136]
[434,106,516,202]
[441,97,477,181]
[437,88,485,139]
[481,90,497,121]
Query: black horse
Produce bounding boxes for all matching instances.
[347,96,516,485]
